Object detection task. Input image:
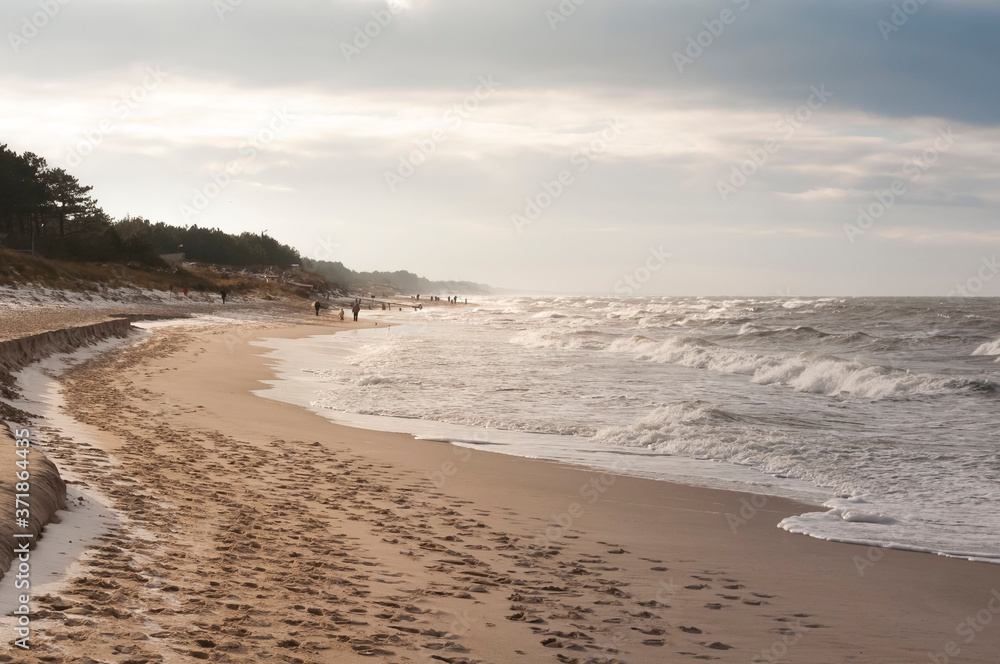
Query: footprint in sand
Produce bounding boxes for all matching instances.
[633,627,666,635]
[705,641,733,650]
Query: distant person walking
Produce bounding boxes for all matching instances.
[352,300,361,322]
[220,289,227,304]
[183,286,188,297]
[339,308,345,321]
[314,301,321,316]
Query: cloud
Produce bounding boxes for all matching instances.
[3,0,1000,122]
[1,0,998,294]
[873,227,1000,244]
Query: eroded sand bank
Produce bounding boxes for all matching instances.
[0,319,141,587]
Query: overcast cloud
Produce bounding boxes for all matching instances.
[2,0,998,295]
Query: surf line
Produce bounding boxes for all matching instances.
[12,425,33,650]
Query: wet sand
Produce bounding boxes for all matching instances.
[2,316,998,663]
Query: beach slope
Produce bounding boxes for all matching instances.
[3,318,996,663]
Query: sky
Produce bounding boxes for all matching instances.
[2,0,999,296]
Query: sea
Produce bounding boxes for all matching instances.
[253,296,1000,563]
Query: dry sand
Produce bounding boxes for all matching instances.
[2,315,999,663]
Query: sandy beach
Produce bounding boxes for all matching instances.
[2,314,998,663]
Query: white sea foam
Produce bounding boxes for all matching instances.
[749,353,967,400]
[509,327,613,351]
[599,334,985,400]
[811,497,898,525]
[592,402,831,487]
[972,336,1000,359]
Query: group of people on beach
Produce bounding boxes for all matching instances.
[311,293,458,322]
[416,295,467,304]
[207,286,463,319]
[315,299,362,321]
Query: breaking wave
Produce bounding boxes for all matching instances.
[600,335,997,400]
[973,336,1000,359]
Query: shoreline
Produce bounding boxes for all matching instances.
[3,315,998,662]
[249,321,1000,565]
[253,328,834,507]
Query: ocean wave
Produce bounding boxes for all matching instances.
[737,322,766,335]
[972,337,1000,359]
[829,331,873,344]
[609,334,768,375]
[594,401,1000,561]
[752,352,999,399]
[591,402,832,487]
[592,402,762,458]
[735,324,830,341]
[753,353,917,399]
[736,324,872,346]
[606,334,996,400]
[355,374,395,386]
[509,328,613,351]
[946,378,1000,394]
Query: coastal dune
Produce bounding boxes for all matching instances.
[0,317,990,662]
